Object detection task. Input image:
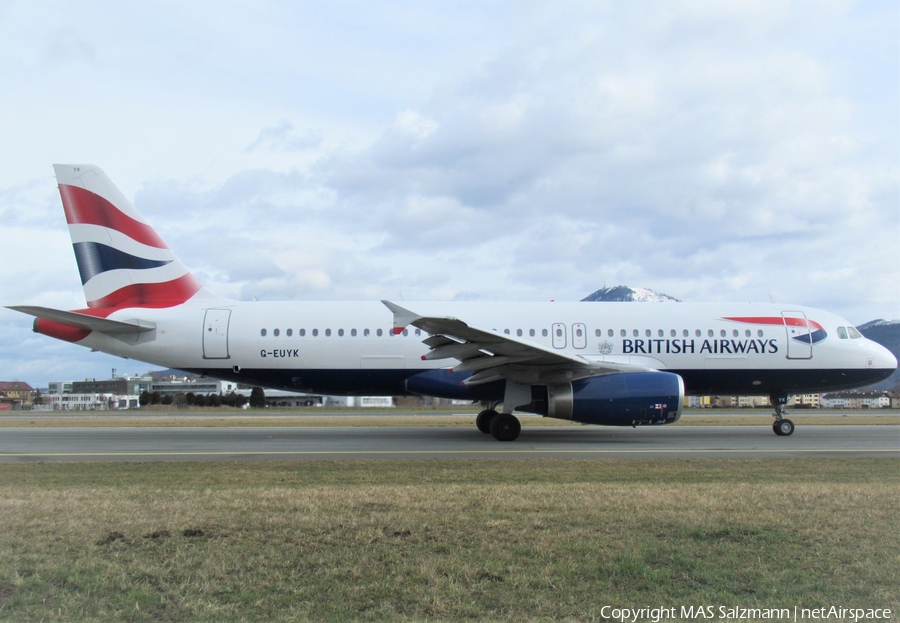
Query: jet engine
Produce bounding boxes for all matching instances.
[541,371,684,426]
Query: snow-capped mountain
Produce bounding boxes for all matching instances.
[581,286,680,303]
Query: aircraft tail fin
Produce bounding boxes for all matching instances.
[53,164,209,310]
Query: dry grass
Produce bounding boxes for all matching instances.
[0,458,897,622]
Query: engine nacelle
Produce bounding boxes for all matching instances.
[545,371,684,426]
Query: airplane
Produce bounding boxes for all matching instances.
[7,164,897,441]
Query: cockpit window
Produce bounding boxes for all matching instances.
[837,327,848,339]
[848,327,862,339]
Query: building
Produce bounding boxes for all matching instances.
[40,393,140,411]
[790,394,820,408]
[47,381,75,395]
[0,381,34,407]
[233,389,394,408]
[820,391,891,409]
[71,376,154,396]
[151,379,238,396]
[324,395,395,408]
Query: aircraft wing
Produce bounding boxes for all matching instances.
[382,300,644,386]
[7,306,156,334]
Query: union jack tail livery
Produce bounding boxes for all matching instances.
[54,164,206,310]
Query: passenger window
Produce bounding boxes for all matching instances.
[683,329,689,337]
[364,329,370,336]
[287,328,293,337]
[620,329,626,337]
[415,329,421,336]
[669,329,675,337]
[542,329,548,337]
[274,328,280,337]
[696,329,702,337]
[517,329,524,337]
[312,329,319,337]
[338,329,344,337]
[848,327,862,339]
[720,330,726,337]
[529,329,535,337]
[645,329,651,337]
[632,329,639,337]
[745,330,750,337]
[708,330,714,337]
[608,329,614,337]
[377,329,383,337]
[837,327,848,339]
[260,329,267,337]
[576,328,583,337]
[733,330,738,337]
[325,329,332,337]
[300,329,306,337]
[757,330,763,337]
[403,329,409,337]
[351,329,357,337]
[556,328,563,337]
[595,329,601,337]
[658,329,665,337]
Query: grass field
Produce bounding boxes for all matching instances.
[1,458,898,621]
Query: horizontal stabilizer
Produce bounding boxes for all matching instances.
[7,306,156,334]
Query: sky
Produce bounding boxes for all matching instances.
[1,0,898,387]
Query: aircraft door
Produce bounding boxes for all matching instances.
[782,311,812,359]
[552,323,567,348]
[572,323,587,349]
[203,309,231,359]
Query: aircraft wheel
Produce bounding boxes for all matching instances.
[773,419,795,436]
[490,413,521,442]
[476,409,498,434]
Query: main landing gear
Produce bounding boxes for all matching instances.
[476,408,521,442]
[770,394,795,436]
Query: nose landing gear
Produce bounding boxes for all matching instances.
[770,394,795,436]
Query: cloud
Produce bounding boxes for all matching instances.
[243,120,324,153]
[41,28,96,66]
[0,1,897,386]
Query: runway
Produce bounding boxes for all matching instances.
[0,425,897,461]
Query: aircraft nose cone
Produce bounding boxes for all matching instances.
[867,340,898,372]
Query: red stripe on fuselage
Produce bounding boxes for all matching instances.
[59,184,169,249]
[723,316,824,331]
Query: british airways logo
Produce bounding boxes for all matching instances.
[723,316,828,344]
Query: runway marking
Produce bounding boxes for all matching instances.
[1,448,897,458]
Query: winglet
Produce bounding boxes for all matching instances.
[381,300,421,335]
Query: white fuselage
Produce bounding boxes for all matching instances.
[75,299,897,400]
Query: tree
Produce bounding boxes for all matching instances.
[249,387,266,408]
[223,391,247,408]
